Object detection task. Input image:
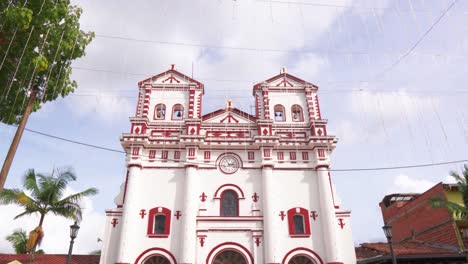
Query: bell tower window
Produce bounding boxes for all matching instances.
[154,104,166,120]
[287,207,311,237]
[291,104,304,122]
[172,104,184,120]
[274,105,285,121]
[220,190,239,216]
[147,207,171,237]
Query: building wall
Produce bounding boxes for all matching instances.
[101,67,356,264]
[380,183,459,247]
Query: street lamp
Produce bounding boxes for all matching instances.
[382,224,397,264]
[66,221,80,264]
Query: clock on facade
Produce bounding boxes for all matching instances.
[219,155,240,174]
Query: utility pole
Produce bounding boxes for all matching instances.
[0,86,40,192]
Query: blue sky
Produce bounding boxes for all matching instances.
[1,0,467,254]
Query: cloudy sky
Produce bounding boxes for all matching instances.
[1,0,467,254]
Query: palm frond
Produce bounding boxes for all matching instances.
[429,197,468,219]
[22,169,40,199]
[0,189,38,209]
[6,229,28,254]
[59,188,98,204]
[53,167,77,197]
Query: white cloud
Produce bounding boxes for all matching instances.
[388,174,435,194]
[0,188,105,254]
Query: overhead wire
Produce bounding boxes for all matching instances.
[3,124,467,172]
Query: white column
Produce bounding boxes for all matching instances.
[317,166,340,263]
[262,165,279,263]
[116,164,141,263]
[180,165,199,264]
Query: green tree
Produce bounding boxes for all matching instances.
[6,229,27,254]
[0,168,98,244]
[0,0,94,124]
[5,229,44,254]
[430,164,468,219]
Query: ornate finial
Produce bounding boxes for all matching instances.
[171,64,175,70]
[226,100,233,109]
[281,67,287,74]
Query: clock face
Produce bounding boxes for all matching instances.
[219,155,240,174]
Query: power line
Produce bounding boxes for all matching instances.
[375,0,460,78]
[5,124,467,172]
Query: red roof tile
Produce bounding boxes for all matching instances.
[356,241,458,259]
[0,254,100,264]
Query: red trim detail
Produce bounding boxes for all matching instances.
[202,107,257,122]
[138,67,204,89]
[302,152,309,161]
[287,208,311,237]
[205,242,254,264]
[310,211,318,221]
[253,72,318,90]
[289,152,297,161]
[140,209,147,219]
[127,164,142,169]
[277,152,284,161]
[252,192,259,202]
[174,210,182,220]
[214,184,245,198]
[111,218,118,228]
[279,211,286,221]
[248,151,255,161]
[134,247,177,264]
[315,165,329,170]
[200,192,208,202]
[174,151,180,160]
[204,151,211,160]
[147,207,171,236]
[338,218,345,229]
[281,247,324,264]
[254,237,261,247]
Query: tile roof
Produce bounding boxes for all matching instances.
[356,241,459,260]
[0,254,100,264]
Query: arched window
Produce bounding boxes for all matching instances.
[147,207,171,237]
[144,254,171,264]
[221,190,239,216]
[287,207,311,237]
[172,104,184,120]
[154,104,166,120]
[214,250,248,264]
[274,104,285,121]
[288,255,315,264]
[291,105,304,122]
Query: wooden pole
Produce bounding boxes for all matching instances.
[0,86,38,192]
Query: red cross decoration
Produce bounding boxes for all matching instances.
[139,209,146,219]
[254,237,261,247]
[199,237,206,247]
[174,210,182,220]
[200,192,207,202]
[162,74,181,84]
[338,218,345,229]
[310,211,318,221]
[111,218,118,228]
[279,211,286,221]
[220,114,239,123]
[252,192,259,202]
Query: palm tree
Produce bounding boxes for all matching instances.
[0,167,98,251]
[430,164,468,219]
[5,229,45,254]
[6,229,28,254]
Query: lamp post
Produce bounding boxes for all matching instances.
[66,221,80,264]
[382,224,397,264]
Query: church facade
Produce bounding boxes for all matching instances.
[99,66,356,264]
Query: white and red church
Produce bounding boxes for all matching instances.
[99,66,356,264]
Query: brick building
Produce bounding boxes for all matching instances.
[380,183,468,249]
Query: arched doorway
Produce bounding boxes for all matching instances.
[213,250,248,264]
[288,255,315,264]
[143,254,171,264]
